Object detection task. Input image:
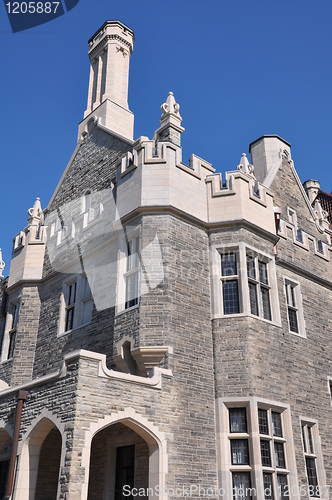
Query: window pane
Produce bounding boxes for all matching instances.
[231,440,249,465]
[259,261,269,285]
[127,239,139,272]
[246,255,256,280]
[272,412,283,437]
[125,273,138,309]
[307,426,314,455]
[263,473,273,500]
[232,472,251,500]
[223,281,239,314]
[260,440,271,466]
[229,408,247,433]
[261,287,271,320]
[302,425,307,453]
[221,253,237,277]
[11,304,19,330]
[306,457,319,494]
[65,307,74,331]
[288,308,298,333]
[248,282,258,316]
[258,409,269,435]
[274,442,286,469]
[8,331,16,359]
[68,282,76,306]
[290,285,296,307]
[277,475,288,500]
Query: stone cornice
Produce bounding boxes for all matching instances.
[89,34,133,59]
[276,257,332,290]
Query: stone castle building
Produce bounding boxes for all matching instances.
[0,19,331,500]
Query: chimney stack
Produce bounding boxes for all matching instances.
[303,179,320,204]
[249,135,291,185]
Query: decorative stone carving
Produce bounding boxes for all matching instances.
[27,197,42,226]
[237,153,255,177]
[314,200,328,222]
[0,249,5,279]
[131,346,169,377]
[114,338,169,377]
[313,199,329,232]
[161,92,181,118]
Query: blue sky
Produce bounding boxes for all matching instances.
[0,0,331,272]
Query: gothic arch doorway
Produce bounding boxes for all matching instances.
[15,417,62,500]
[34,422,62,500]
[0,428,12,498]
[87,422,150,500]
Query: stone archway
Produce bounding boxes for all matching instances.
[87,422,149,500]
[0,428,12,498]
[82,408,167,500]
[34,424,62,500]
[14,412,64,500]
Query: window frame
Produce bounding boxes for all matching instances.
[59,274,93,335]
[211,243,281,325]
[220,251,240,315]
[246,253,272,321]
[0,299,20,362]
[283,277,306,338]
[116,228,140,315]
[300,419,324,498]
[217,397,298,500]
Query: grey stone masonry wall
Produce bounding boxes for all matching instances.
[272,156,330,243]
[211,165,332,499]
[11,286,41,386]
[32,271,117,378]
[32,123,131,378]
[43,123,131,278]
[138,214,218,495]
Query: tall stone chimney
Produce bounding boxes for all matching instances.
[78,20,135,141]
[249,135,291,185]
[303,179,320,204]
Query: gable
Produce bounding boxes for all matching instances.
[269,155,318,236]
[46,123,131,214]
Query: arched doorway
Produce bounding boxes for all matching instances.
[34,425,62,500]
[0,429,12,498]
[14,417,62,500]
[87,422,150,500]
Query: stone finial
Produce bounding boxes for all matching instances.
[0,249,5,279]
[155,92,184,147]
[160,92,182,120]
[237,153,255,177]
[27,197,42,225]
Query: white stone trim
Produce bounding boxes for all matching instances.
[210,242,281,326]
[298,416,328,499]
[216,396,300,500]
[81,407,168,500]
[14,409,65,500]
[282,276,306,338]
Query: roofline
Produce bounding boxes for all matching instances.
[88,20,134,44]
[317,189,332,199]
[249,135,291,152]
